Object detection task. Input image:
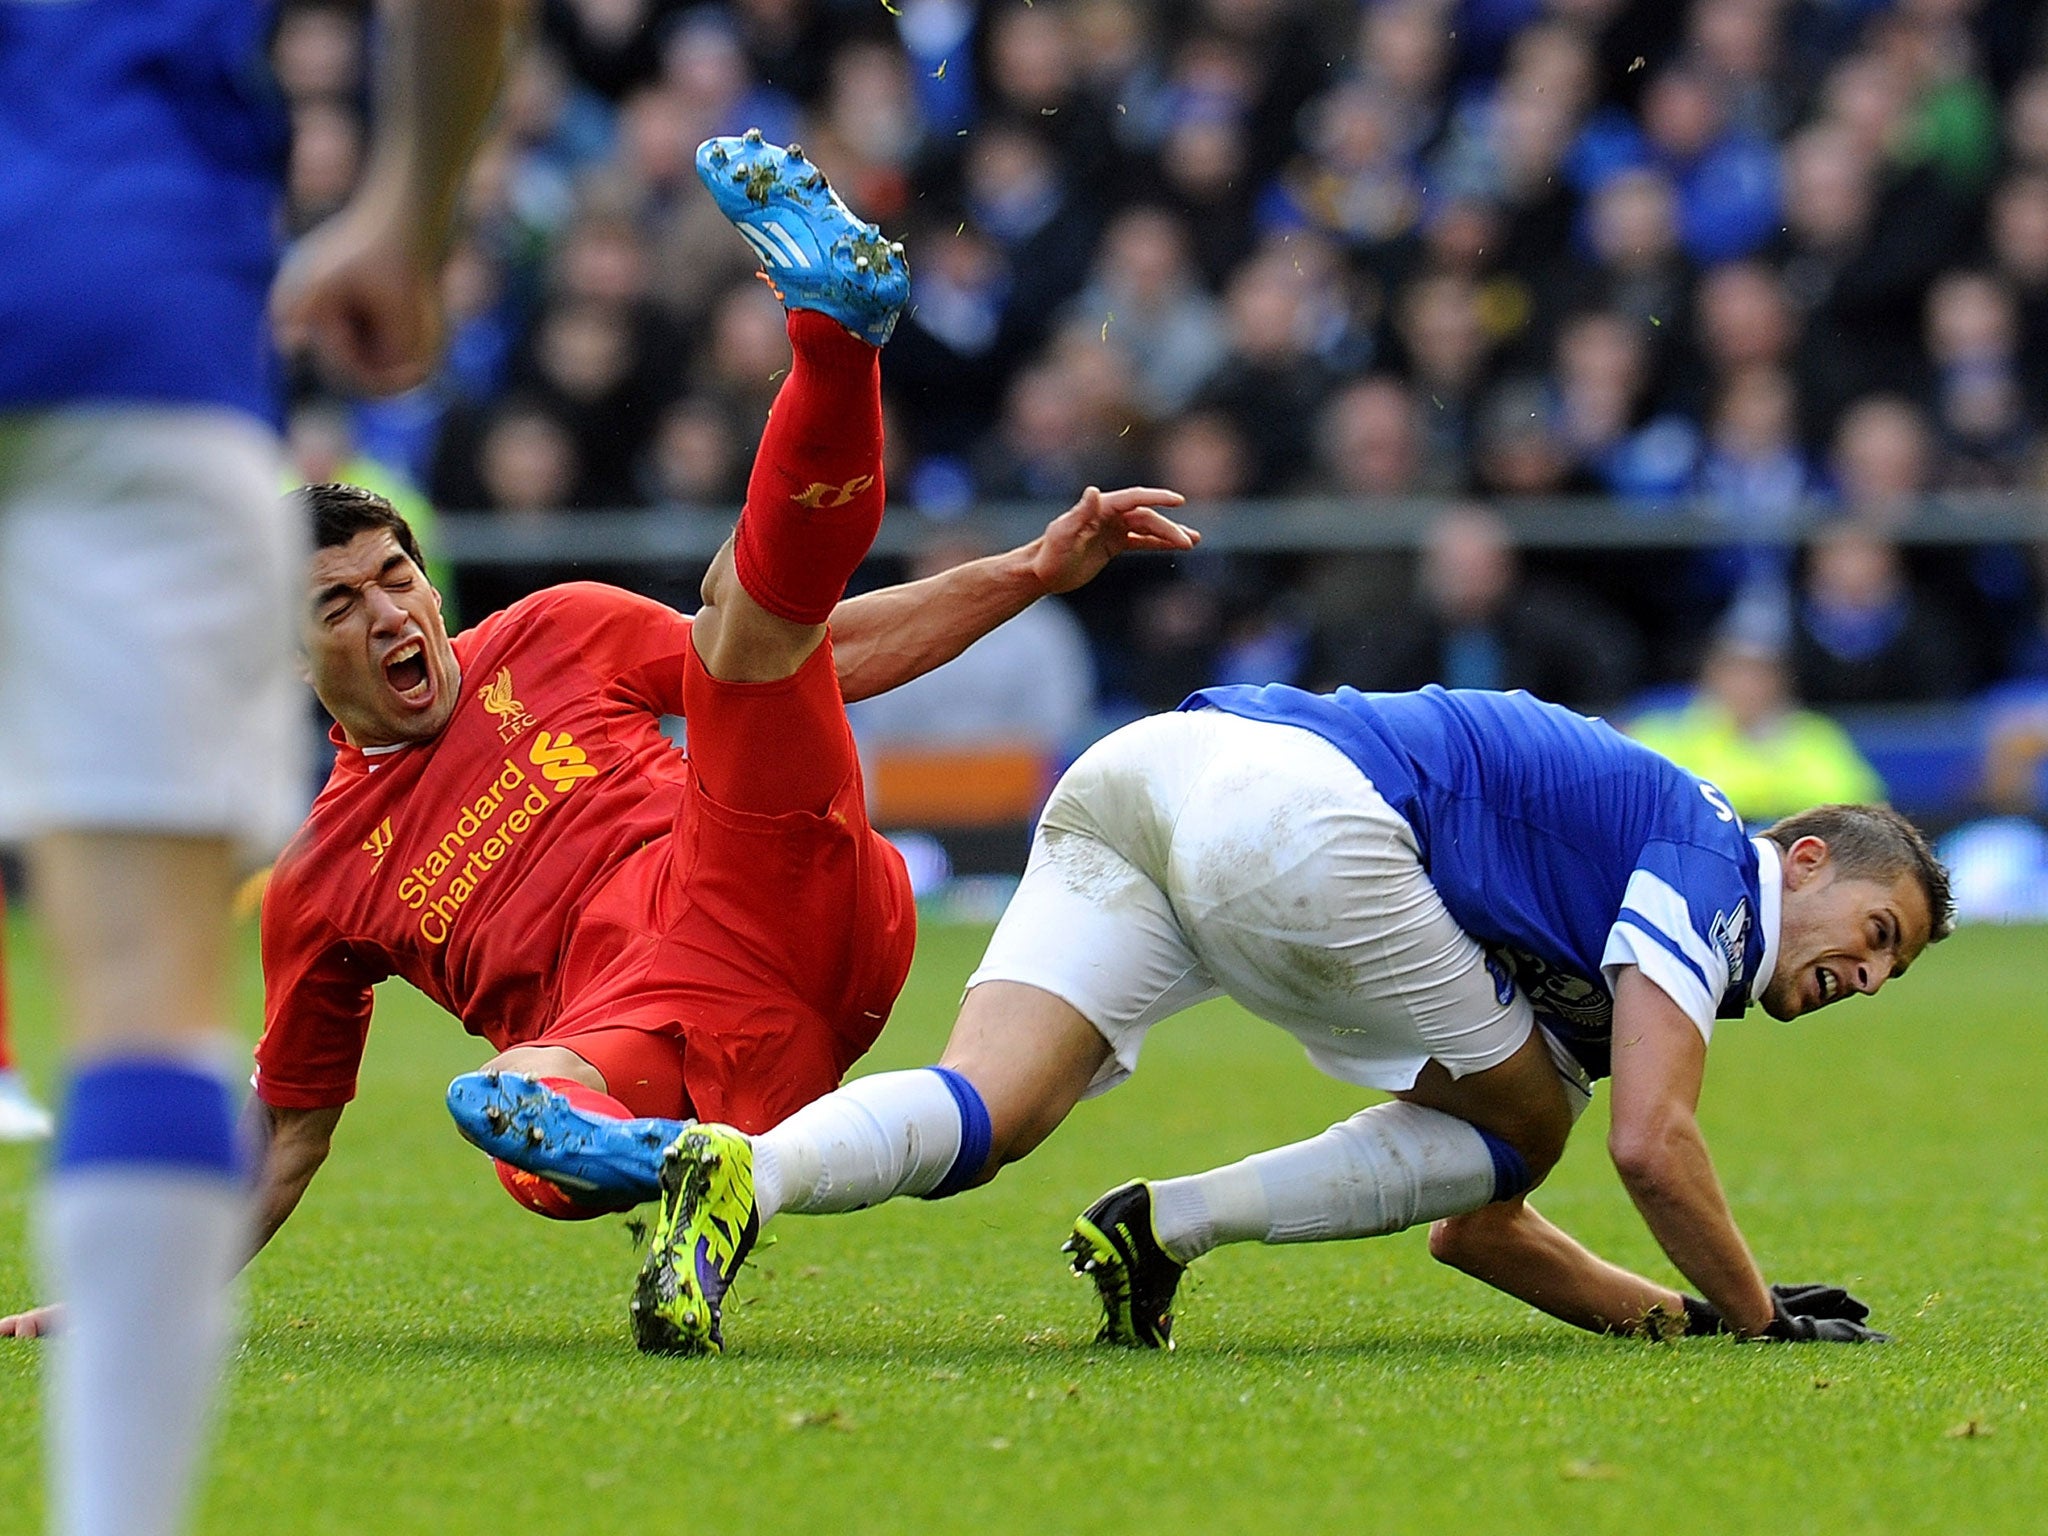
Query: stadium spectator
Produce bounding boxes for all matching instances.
[1791,524,1972,704]
[1988,171,2048,421]
[1313,375,1441,498]
[962,121,1103,351]
[1829,394,1935,524]
[977,359,1142,501]
[1265,80,1424,262]
[1577,63,1782,266]
[1573,167,1693,355]
[285,98,366,236]
[1684,0,1797,137]
[1923,269,2034,490]
[1683,258,1799,421]
[1472,376,1592,497]
[641,395,748,508]
[1197,251,1338,492]
[270,0,367,104]
[1312,504,1642,713]
[1628,629,1885,824]
[1783,78,1973,432]
[1066,206,1230,420]
[1553,309,1699,499]
[1391,269,1495,489]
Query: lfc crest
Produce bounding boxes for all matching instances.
[477,667,536,743]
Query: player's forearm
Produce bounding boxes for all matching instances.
[830,549,1045,703]
[361,0,526,259]
[1433,1201,1690,1335]
[1610,1115,1773,1335]
[246,1101,342,1262]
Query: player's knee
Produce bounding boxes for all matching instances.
[1503,1111,1568,1188]
[483,1045,606,1093]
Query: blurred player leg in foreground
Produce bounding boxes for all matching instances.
[0,886,55,1142]
[0,2,520,1532]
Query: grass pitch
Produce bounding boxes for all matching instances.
[2,918,2044,1534]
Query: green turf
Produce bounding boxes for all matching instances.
[2,918,2045,1534]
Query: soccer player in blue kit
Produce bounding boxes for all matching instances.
[0,2,518,1532]
[526,682,1949,1354]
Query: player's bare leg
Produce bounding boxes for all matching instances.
[34,831,249,1536]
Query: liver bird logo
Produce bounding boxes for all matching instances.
[477,667,535,742]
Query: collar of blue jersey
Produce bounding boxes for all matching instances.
[1748,835,1783,1004]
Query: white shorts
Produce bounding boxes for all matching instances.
[969,709,1539,1096]
[0,406,307,857]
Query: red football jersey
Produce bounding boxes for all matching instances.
[256,583,705,1109]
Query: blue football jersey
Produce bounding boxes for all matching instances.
[0,0,286,421]
[1186,684,1784,1078]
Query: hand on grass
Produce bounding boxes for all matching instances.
[1681,1284,1886,1341]
[0,1303,62,1339]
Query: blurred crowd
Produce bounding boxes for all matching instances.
[278,0,2048,735]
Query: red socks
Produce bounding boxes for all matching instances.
[492,1076,636,1222]
[732,309,886,625]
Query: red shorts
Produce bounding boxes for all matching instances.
[534,636,915,1133]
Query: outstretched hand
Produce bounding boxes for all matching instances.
[1680,1282,1886,1341]
[0,1303,62,1339]
[270,203,445,398]
[1029,485,1196,595]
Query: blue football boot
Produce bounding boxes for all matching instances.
[446,1070,689,1206]
[695,129,909,346]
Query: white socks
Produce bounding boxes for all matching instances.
[1147,1101,1520,1263]
[752,1067,990,1224]
[43,1058,249,1536]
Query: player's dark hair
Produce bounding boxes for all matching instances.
[1762,804,1956,942]
[296,482,429,574]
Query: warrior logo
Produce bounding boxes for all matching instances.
[361,815,395,870]
[477,667,536,743]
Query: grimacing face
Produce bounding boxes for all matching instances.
[1757,835,1935,1021]
[301,529,462,748]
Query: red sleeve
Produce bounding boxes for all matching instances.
[254,869,384,1110]
[499,584,696,718]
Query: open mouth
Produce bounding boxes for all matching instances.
[383,639,430,701]
[1815,967,1840,1007]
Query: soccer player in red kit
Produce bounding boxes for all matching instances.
[0,888,55,1142]
[232,134,1194,1347]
